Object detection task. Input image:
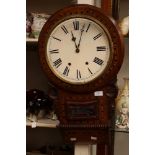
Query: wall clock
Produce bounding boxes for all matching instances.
[39,4,124,155]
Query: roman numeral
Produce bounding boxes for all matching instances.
[88,68,93,74]
[61,25,68,34]
[63,66,70,76]
[73,21,79,30]
[77,69,81,80]
[93,57,104,65]
[53,58,62,68]
[49,49,59,54]
[86,23,91,32]
[97,46,106,51]
[93,33,102,40]
[52,36,61,42]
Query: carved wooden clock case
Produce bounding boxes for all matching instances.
[39,4,124,155]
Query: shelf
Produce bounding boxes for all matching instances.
[115,128,129,133]
[26,118,60,128]
[26,38,38,43]
[27,152,47,155]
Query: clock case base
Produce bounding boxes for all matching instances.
[54,77,118,155]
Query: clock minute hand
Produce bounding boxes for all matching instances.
[77,24,85,48]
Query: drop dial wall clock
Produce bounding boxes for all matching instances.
[39,4,124,155]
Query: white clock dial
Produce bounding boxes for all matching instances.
[46,17,111,84]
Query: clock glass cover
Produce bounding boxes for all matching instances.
[46,17,112,84]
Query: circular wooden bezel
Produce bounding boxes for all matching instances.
[38,4,124,93]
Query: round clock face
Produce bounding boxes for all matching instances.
[46,17,111,84]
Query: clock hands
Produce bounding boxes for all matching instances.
[71,31,79,53]
[71,31,76,42]
[71,24,85,53]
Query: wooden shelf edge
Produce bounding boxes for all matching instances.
[26,38,38,43]
[27,152,47,155]
[26,118,59,128]
[26,152,48,155]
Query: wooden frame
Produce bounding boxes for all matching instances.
[39,4,124,93]
[101,0,120,20]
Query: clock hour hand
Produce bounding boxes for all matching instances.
[71,31,76,41]
[71,31,78,47]
[77,24,85,48]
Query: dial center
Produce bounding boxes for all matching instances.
[76,48,80,53]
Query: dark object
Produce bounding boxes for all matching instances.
[26,89,54,119]
[112,0,120,20]
[38,144,73,155]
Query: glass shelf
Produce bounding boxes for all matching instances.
[26,118,59,128]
